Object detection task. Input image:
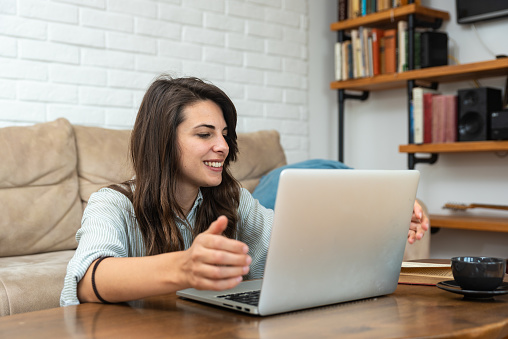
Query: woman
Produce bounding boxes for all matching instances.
[61,75,428,306]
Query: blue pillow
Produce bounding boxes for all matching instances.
[252,159,352,210]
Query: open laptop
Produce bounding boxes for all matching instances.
[177,169,420,316]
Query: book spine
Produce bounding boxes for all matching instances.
[351,29,357,78]
[338,0,348,21]
[397,21,407,73]
[383,29,397,74]
[379,35,386,74]
[342,40,350,80]
[361,27,370,77]
[432,95,446,143]
[431,96,439,143]
[352,29,362,78]
[404,30,408,71]
[414,88,440,144]
[367,35,374,77]
[412,88,424,144]
[347,41,354,79]
[371,29,383,76]
[444,95,458,142]
[351,0,360,18]
[423,92,434,143]
[409,100,414,144]
[359,27,365,78]
[367,0,375,14]
[335,42,342,81]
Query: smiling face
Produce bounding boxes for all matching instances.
[176,99,229,196]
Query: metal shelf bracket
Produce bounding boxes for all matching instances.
[408,153,439,169]
[344,91,370,101]
[337,90,370,162]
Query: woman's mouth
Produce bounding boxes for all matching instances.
[204,161,223,168]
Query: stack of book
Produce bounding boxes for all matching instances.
[411,87,458,144]
[334,21,424,81]
[338,0,421,21]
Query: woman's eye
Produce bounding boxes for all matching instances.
[197,133,210,138]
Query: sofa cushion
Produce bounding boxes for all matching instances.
[230,130,287,192]
[0,118,82,257]
[73,125,133,207]
[0,250,75,316]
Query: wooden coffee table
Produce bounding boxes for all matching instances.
[0,265,507,338]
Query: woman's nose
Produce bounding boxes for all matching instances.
[214,135,229,153]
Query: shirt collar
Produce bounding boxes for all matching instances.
[177,189,203,223]
[191,189,203,210]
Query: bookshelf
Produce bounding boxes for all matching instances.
[330,4,449,31]
[330,2,508,233]
[330,2,451,162]
[330,58,508,92]
[399,140,508,153]
[430,215,508,233]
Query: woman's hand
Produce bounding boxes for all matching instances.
[407,201,429,244]
[181,215,251,291]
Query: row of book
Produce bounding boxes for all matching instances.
[338,0,421,21]
[411,88,457,144]
[334,22,411,80]
[334,22,445,81]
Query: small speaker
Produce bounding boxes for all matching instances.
[490,109,508,140]
[420,32,448,68]
[457,87,502,141]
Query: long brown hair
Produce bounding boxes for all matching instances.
[113,75,241,255]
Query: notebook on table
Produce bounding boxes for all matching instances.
[177,169,420,316]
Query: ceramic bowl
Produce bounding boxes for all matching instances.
[451,257,506,291]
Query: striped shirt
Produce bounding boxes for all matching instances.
[60,187,273,306]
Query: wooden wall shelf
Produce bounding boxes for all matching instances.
[430,214,508,233]
[399,141,508,154]
[330,4,449,31]
[330,58,508,92]
[330,3,508,234]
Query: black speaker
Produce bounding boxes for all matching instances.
[490,109,508,140]
[457,87,502,141]
[420,32,448,68]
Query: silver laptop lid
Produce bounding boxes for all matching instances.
[258,169,419,315]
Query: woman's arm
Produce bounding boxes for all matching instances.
[77,216,251,303]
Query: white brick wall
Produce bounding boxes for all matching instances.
[0,0,309,163]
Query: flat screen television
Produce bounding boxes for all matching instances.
[456,0,508,24]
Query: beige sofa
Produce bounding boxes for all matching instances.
[0,118,287,316]
[0,118,429,316]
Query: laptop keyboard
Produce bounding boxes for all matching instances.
[217,290,261,306]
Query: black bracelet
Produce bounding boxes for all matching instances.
[91,256,113,304]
